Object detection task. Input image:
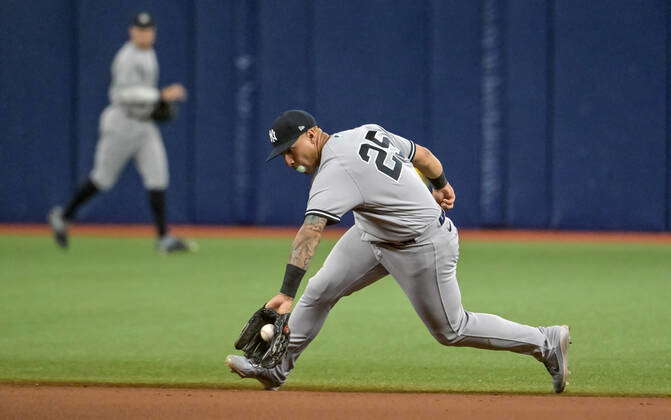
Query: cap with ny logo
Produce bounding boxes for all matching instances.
[266,110,317,162]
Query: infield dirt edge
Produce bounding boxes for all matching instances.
[1,385,669,420]
[2,223,671,243]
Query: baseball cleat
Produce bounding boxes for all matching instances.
[47,206,69,249]
[156,235,198,254]
[543,325,571,393]
[225,355,282,391]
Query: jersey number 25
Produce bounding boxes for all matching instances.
[358,130,403,181]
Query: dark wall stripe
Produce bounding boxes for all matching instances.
[307,0,316,115]
[667,0,671,231]
[546,0,555,228]
[504,0,550,228]
[69,0,79,191]
[500,0,508,227]
[192,0,237,223]
[423,0,433,153]
[186,0,197,223]
[247,0,259,225]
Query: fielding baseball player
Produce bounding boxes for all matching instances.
[227,110,571,393]
[48,12,194,253]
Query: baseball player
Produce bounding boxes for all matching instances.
[226,110,571,393]
[48,12,194,253]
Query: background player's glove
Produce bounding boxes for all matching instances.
[234,306,290,368]
[150,99,176,122]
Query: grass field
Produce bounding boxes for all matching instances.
[1,234,670,396]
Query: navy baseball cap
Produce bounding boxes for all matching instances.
[132,12,155,28]
[266,110,317,162]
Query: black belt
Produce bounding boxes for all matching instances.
[375,212,448,247]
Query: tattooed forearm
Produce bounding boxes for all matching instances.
[289,215,327,269]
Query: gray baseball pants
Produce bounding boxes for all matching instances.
[268,219,553,383]
[90,106,168,191]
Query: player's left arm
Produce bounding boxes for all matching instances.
[112,55,160,105]
[114,56,185,106]
[412,144,456,210]
[264,214,328,314]
[288,214,327,269]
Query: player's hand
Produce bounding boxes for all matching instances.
[432,182,456,210]
[265,293,294,314]
[161,83,187,102]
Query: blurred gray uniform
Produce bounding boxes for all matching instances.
[90,42,168,191]
[268,124,556,383]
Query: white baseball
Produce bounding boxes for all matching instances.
[260,324,275,342]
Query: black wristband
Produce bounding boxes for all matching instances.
[280,264,306,298]
[428,172,448,190]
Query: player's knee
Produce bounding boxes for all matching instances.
[301,287,338,308]
[431,308,469,346]
[90,174,113,191]
[431,309,469,346]
[430,327,464,346]
[143,179,168,190]
[301,277,340,308]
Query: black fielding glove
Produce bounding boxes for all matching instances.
[234,306,291,368]
[150,100,176,122]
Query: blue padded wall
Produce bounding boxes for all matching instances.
[192,0,237,224]
[504,0,551,228]
[0,0,75,222]
[552,0,667,230]
[1,0,669,231]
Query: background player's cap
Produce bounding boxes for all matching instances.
[132,12,155,28]
[266,110,317,162]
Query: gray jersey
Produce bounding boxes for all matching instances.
[305,124,442,242]
[108,42,159,119]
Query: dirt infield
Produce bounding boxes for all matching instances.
[1,385,669,420]
[2,223,671,243]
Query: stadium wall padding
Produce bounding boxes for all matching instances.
[0,0,668,231]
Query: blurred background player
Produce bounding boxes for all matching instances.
[48,12,194,253]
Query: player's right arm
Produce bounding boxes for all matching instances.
[412,144,456,210]
[265,214,328,314]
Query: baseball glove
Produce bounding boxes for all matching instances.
[150,99,176,122]
[234,306,290,368]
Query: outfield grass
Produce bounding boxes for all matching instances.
[0,234,669,395]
